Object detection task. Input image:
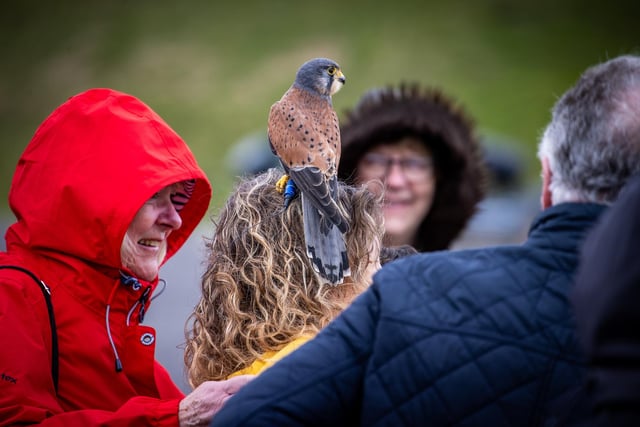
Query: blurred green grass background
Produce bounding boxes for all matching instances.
[1,0,638,217]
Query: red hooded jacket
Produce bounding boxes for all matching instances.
[0,88,212,426]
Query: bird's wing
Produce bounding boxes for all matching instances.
[288,168,347,233]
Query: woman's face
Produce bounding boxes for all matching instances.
[121,183,184,281]
[356,138,436,247]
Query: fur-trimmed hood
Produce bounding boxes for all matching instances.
[338,83,487,251]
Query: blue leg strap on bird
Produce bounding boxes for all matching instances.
[283,177,298,209]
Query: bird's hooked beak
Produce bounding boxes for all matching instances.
[330,70,346,96]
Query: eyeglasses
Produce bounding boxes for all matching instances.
[360,152,433,181]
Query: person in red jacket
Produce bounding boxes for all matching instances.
[0,88,252,426]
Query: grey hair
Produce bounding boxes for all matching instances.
[538,54,640,205]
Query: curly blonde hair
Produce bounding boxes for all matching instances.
[185,168,384,386]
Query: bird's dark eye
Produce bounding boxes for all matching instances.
[327,66,337,75]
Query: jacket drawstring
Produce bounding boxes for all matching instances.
[105,272,167,373]
[105,280,123,372]
[126,286,150,325]
[125,278,166,325]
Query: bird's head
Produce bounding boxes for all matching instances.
[294,58,346,98]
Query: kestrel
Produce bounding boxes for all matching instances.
[268,57,349,285]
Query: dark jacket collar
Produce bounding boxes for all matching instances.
[526,202,607,251]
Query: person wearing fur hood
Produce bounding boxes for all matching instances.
[338,83,487,252]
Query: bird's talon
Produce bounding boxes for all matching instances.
[275,174,289,194]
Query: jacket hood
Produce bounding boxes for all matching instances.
[6,88,212,273]
[338,83,487,251]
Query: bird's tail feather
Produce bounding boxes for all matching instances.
[302,194,350,285]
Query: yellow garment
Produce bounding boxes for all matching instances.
[228,335,312,378]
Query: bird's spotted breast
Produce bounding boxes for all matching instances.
[269,89,337,172]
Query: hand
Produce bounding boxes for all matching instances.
[178,375,254,427]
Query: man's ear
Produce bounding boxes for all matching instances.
[541,157,553,209]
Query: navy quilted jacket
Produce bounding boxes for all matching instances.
[212,203,604,427]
